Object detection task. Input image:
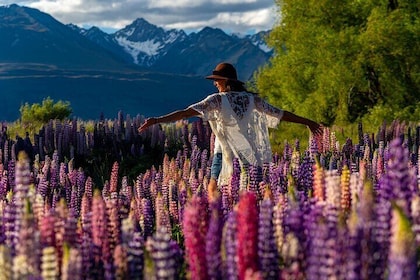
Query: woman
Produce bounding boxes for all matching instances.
[138,62,322,190]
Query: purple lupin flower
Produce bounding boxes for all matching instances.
[127,230,144,280]
[222,210,237,280]
[61,245,83,280]
[149,227,178,279]
[229,158,241,206]
[3,202,17,257]
[281,193,306,280]
[356,179,381,280]
[378,137,417,216]
[14,199,41,279]
[206,194,223,279]
[183,194,209,280]
[411,196,420,247]
[340,209,362,280]
[297,151,314,197]
[141,198,154,240]
[388,205,417,280]
[305,203,332,279]
[258,194,279,280]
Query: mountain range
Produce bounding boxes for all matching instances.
[0,4,272,121]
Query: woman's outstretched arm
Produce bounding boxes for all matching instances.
[138,107,200,133]
[281,111,323,136]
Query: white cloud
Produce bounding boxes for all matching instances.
[0,0,277,34]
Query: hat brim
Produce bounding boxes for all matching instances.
[206,75,244,84]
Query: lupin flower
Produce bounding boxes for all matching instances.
[41,246,59,280]
[206,193,224,279]
[110,161,119,193]
[0,245,12,279]
[324,170,341,209]
[155,192,171,234]
[169,182,179,224]
[14,199,41,279]
[388,204,417,280]
[340,165,351,213]
[378,137,416,216]
[183,194,209,280]
[258,193,279,279]
[149,227,179,279]
[222,210,237,280]
[312,160,325,202]
[141,198,154,240]
[297,151,314,197]
[127,230,144,280]
[229,158,241,205]
[113,244,128,279]
[92,190,111,276]
[237,191,259,280]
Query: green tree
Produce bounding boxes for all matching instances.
[256,0,419,137]
[19,97,72,134]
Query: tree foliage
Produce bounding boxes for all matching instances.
[256,0,419,132]
[18,97,72,134]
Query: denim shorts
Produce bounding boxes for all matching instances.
[210,152,223,180]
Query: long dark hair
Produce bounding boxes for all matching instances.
[226,80,258,95]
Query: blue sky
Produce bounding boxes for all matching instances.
[1,0,279,34]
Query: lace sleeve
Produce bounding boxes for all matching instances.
[254,96,284,128]
[188,94,221,121]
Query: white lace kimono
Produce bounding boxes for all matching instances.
[189,91,284,185]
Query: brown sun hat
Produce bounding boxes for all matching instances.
[206,62,244,84]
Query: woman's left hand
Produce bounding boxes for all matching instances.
[138,117,157,133]
[308,121,324,137]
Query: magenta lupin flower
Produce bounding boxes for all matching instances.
[182,194,209,280]
[40,210,56,247]
[236,191,259,280]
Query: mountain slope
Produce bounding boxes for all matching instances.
[0,4,134,70]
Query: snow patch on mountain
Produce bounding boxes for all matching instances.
[116,37,161,64]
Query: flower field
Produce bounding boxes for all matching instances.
[0,115,419,279]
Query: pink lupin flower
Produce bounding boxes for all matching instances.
[312,161,325,202]
[182,194,209,280]
[110,161,119,193]
[237,191,259,280]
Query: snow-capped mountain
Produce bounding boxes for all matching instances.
[73,18,272,80]
[113,18,187,66]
